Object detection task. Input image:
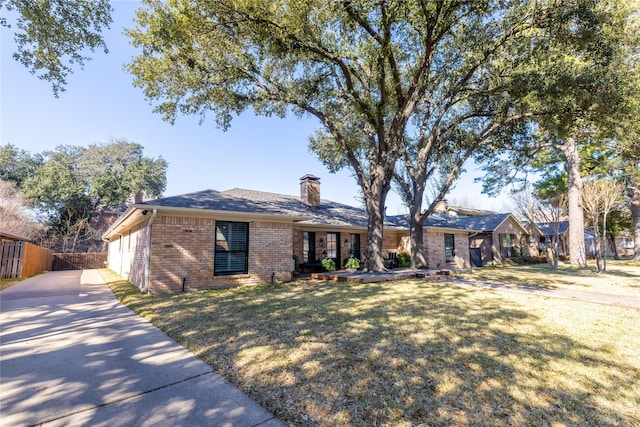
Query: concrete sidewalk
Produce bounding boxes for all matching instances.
[0,270,286,427]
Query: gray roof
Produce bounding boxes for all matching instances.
[389,212,518,233]
[536,221,570,236]
[137,188,529,233]
[138,188,401,229]
[443,213,513,232]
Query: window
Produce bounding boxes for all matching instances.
[303,231,316,262]
[326,232,338,259]
[621,238,633,249]
[444,233,455,263]
[215,221,248,275]
[349,233,361,259]
[500,233,517,258]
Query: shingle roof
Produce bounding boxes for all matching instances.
[137,187,401,229]
[137,188,530,234]
[536,221,570,236]
[139,188,310,218]
[443,213,513,232]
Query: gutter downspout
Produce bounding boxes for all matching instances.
[115,232,124,276]
[141,209,157,294]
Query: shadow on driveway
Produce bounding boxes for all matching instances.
[0,270,284,427]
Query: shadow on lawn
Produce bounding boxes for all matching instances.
[468,261,640,291]
[143,280,638,427]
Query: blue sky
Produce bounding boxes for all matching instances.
[1,1,509,215]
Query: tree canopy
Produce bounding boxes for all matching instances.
[478,0,639,264]
[1,141,167,252]
[127,0,606,270]
[0,0,113,96]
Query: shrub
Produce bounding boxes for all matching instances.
[345,257,360,269]
[397,252,411,267]
[321,258,336,272]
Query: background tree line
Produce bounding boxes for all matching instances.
[0,141,167,252]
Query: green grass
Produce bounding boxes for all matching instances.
[101,268,640,426]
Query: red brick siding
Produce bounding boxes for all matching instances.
[147,215,293,293]
[424,230,470,269]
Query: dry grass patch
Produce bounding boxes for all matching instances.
[460,259,640,297]
[0,278,22,291]
[102,269,640,426]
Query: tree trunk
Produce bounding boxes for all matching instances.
[632,187,640,261]
[409,206,428,269]
[561,136,587,265]
[547,238,559,270]
[602,214,607,272]
[609,234,620,260]
[362,175,390,272]
[594,234,603,272]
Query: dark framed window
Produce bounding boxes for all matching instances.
[349,233,361,259]
[325,232,341,268]
[444,233,455,263]
[303,231,316,262]
[500,233,516,258]
[215,221,249,275]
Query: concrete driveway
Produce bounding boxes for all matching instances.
[0,270,285,427]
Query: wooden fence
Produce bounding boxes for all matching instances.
[0,242,53,279]
[52,252,107,271]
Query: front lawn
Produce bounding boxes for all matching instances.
[459,259,640,297]
[102,269,640,426]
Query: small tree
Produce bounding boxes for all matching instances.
[513,185,566,270]
[0,180,45,242]
[583,179,625,272]
[600,182,625,271]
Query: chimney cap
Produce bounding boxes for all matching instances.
[299,174,320,182]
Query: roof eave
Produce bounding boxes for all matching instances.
[103,205,313,240]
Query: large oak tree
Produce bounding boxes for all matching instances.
[127,0,576,271]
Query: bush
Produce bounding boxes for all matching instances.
[321,258,336,272]
[397,252,411,267]
[345,257,360,269]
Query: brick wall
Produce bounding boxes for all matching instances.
[147,215,293,293]
[424,230,470,269]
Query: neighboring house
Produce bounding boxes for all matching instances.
[445,213,533,267]
[103,175,471,294]
[536,221,596,257]
[612,231,635,257]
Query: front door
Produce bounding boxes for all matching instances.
[326,232,341,269]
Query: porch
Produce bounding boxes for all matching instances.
[307,267,466,283]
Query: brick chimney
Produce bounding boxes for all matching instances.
[435,199,449,214]
[300,174,321,207]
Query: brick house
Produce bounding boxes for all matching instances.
[455,213,534,266]
[103,175,471,293]
[536,221,597,258]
